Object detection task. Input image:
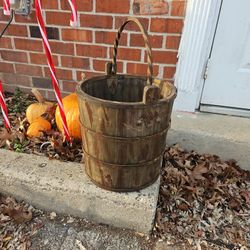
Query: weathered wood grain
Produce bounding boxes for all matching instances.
[77,75,176,192]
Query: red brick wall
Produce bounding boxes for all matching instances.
[0,0,186,99]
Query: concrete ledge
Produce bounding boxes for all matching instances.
[0,150,159,234]
[168,112,250,170]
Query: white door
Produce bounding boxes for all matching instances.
[201,0,250,115]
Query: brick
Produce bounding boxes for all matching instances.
[0,37,12,49]
[0,83,16,93]
[47,91,57,101]
[145,50,178,64]
[0,24,27,37]
[44,67,73,80]
[115,17,149,31]
[93,60,123,73]
[32,77,52,89]
[61,29,92,42]
[46,12,71,26]
[18,87,47,97]
[14,38,43,52]
[171,0,186,17]
[133,0,169,15]
[61,56,90,69]
[1,51,28,63]
[62,81,78,92]
[0,8,12,21]
[166,35,181,49]
[96,0,130,14]
[80,14,113,29]
[1,73,31,90]
[15,64,43,77]
[127,63,159,76]
[61,0,92,12]
[130,34,163,48]
[30,53,59,66]
[76,44,107,58]
[41,0,58,9]
[1,73,31,87]
[47,90,69,101]
[50,42,74,55]
[111,48,141,62]
[76,71,103,81]
[0,62,14,73]
[15,12,37,24]
[163,66,176,79]
[96,31,127,46]
[30,26,59,40]
[151,18,183,33]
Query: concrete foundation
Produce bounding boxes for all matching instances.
[0,150,159,234]
[168,111,250,170]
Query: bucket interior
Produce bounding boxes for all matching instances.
[82,75,148,103]
[81,75,175,103]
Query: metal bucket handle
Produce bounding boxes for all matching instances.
[112,17,153,85]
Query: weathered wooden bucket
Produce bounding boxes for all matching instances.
[77,17,177,192]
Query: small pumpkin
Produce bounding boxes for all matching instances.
[55,93,81,139]
[27,117,51,138]
[26,89,54,124]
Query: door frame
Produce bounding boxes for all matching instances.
[174,0,223,112]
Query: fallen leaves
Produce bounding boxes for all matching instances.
[153,144,250,249]
[189,162,209,181]
[1,90,250,249]
[49,212,57,220]
[240,190,250,204]
[75,239,87,250]
[0,90,83,162]
[0,194,40,249]
[0,196,32,224]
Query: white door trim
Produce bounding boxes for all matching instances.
[174,0,223,112]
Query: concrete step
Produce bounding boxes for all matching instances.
[168,111,250,170]
[0,149,159,234]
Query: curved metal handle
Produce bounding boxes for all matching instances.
[112,17,153,85]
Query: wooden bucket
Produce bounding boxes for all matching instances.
[77,17,177,192]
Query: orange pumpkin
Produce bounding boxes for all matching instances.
[26,89,54,124]
[55,93,81,139]
[27,117,51,138]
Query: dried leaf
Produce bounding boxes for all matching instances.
[228,197,241,211]
[190,163,209,180]
[177,203,189,211]
[1,204,32,224]
[240,190,250,204]
[75,239,87,250]
[49,212,57,220]
[0,196,33,224]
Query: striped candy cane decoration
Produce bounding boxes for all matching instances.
[3,0,10,15]
[68,0,78,27]
[0,81,11,130]
[35,0,71,141]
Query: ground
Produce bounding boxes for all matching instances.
[0,195,153,249]
[0,90,250,249]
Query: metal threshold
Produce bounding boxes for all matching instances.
[200,104,250,118]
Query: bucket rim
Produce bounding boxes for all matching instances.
[76,74,177,108]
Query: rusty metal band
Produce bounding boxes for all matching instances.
[83,147,164,168]
[79,119,170,140]
[112,17,153,85]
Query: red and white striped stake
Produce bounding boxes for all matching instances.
[0,81,11,130]
[35,0,71,142]
[68,0,78,27]
[3,0,10,15]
